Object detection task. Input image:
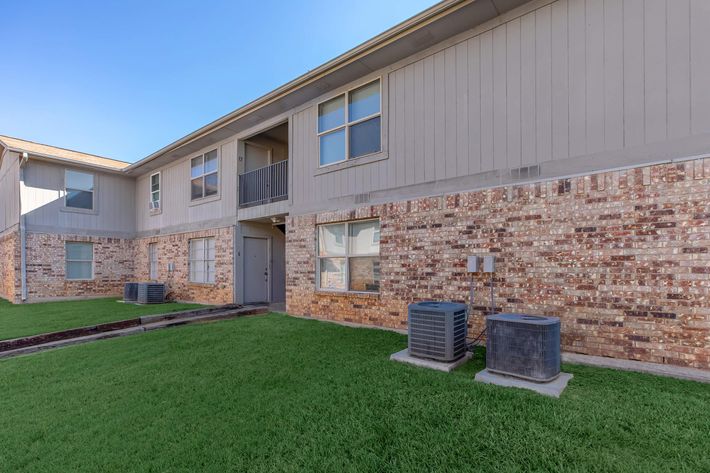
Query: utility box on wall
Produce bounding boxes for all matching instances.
[483,255,496,273]
[467,256,480,272]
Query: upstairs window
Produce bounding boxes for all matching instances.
[318,79,381,166]
[65,170,94,210]
[317,219,380,292]
[191,149,219,200]
[150,172,160,209]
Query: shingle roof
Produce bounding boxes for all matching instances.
[0,135,129,171]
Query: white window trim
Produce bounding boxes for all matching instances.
[317,78,382,168]
[150,172,161,209]
[65,242,94,281]
[190,149,220,202]
[63,169,97,214]
[315,219,380,293]
[189,237,216,284]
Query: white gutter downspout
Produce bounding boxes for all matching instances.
[18,151,28,302]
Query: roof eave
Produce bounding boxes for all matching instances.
[19,151,129,173]
[125,0,471,172]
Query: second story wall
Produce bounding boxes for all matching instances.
[0,151,20,232]
[290,0,710,215]
[22,159,136,237]
[135,138,237,235]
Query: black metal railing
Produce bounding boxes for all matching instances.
[238,160,288,207]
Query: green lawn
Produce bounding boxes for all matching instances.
[0,298,204,341]
[0,313,708,472]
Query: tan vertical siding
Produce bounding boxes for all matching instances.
[290,0,707,214]
[0,152,20,232]
[23,160,135,235]
[135,139,237,233]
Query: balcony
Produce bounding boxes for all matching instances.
[239,160,288,208]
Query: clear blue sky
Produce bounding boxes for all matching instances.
[2,0,436,163]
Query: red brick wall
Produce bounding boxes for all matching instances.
[25,232,135,301]
[0,226,20,303]
[134,226,234,305]
[287,159,710,369]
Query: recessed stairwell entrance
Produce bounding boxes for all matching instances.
[235,221,286,306]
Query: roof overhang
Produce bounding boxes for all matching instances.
[12,150,128,173]
[125,0,530,175]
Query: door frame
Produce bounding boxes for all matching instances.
[243,141,273,172]
[242,235,271,304]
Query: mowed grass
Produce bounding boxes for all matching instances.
[0,313,708,473]
[0,298,204,340]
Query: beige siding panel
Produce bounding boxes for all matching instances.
[667,0,691,139]
[535,5,552,162]
[136,139,236,233]
[568,0,586,157]
[444,44,457,179]
[520,12,536,166]
[493,25,507,169]
[506,18,522,169]
[288,0,706,214]
[434,51,447,181]
[467,35,482,174]
[24,160,135,234]
[603,0,624,151]
[585,0,604,154]
[690,0,710,135]
[480,30,494,172]
[551,0,569,161]
[623,0,645,147]
[413,59,426,184]
[455,41,469,177]
[423,55,437,182]
[405,62,417,185]
[644,0,667,143]
[395,66,406,187]
[0,152,20,231]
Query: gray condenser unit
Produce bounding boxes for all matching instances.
[408,301,468,362]
[486,313,561,382]
[137,283,166,304]
[123,283,138,302]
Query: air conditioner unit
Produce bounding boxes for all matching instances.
[408,301,468,362]
[137,283,165,304]
[123,282,138,302]
[149,200,161,210]
[486,314,561,382]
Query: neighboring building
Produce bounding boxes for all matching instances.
[1,0,709,369]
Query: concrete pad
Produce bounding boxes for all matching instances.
[562,353,710,384]
[390,348,472,372]
[474,369,573,398]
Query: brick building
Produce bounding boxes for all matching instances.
[1,0,709,369]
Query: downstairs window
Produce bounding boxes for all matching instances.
[189,237,215,283]
[317,219,380,292]
[66,242,93,280]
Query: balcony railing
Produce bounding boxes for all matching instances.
[239,160,288,208]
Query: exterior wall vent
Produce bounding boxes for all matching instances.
[510,164,541,180]
[408,301,468,362]
[354,192,371,204]
[486,313,561,382]
[137,283,166,304]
